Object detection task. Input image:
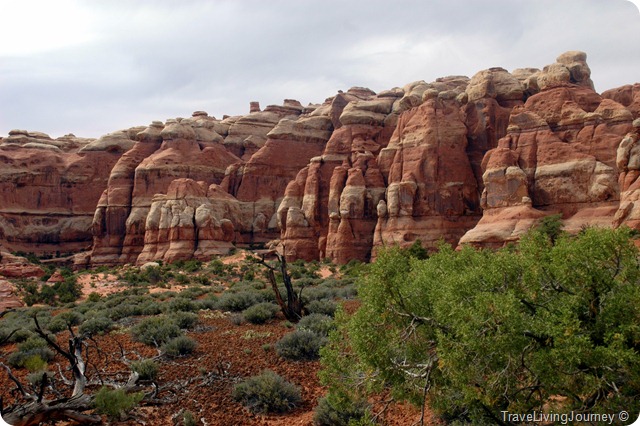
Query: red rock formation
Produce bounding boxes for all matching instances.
[614,119,640,230]
[91,114,241,265]
[0,129,133,254]
[602,83,640,119]
[374,93,481,253]
[0,279,23,312]
[137,178,238,264]
[0,249,45,279]
[2,51,638,265]
[279,88,400,262]
[460,54,634,247]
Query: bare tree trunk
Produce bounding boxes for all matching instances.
[257,251,306,322]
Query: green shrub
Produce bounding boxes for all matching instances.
[297,313,335,337]
[139,300,163,316]
[303,287,336,302]
[8,328,33,343]
[47,311,84,333]
[207,258,228,276]
[193,275,211,286]
[306,299,337,317]
[323,227,640,423]
[242,302,279,324]
[79,316,114,336]
[336,285,357,300]
[94,386,144,420]
[232,370,301,413]
[217,291,260,312]
[198,296,218,311]
[24,354,48,372]
[7,337,55,368]
[182,259,202,272]
[276,330,327,361]
[174,273,191,285]
[313,396,370,426]
[131,316,182,346]
[87,292,102,303]
[170,311,199,329]
[166,297,199,313]
[131,359,159,381]
[162,336,197,357]
[229,314,245,326]
[54,276,82,304]
[179,286,209,299]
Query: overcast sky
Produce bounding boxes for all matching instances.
[1,0,639,139]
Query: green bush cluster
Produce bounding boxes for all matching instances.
[94,387,144,420]
[313,396,370,426]
[217,291,260,312]
[162,336,197,357]
[232,370,301,413]
[131,359,159,380]
[19,274,82,306]
[170,311,199,329]
[321,226,640,423]
[166,297,199,313]
[297,313,335,337]
[47,310,84,333]
[242,302,279,324]
[276,330,326,361]
[131,316,182,347]
[79,316,114,336]
[7,336,55,368]
[306,299,337,317]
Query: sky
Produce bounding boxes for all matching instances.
[1,0,639,139]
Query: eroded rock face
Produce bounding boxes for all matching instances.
[0,130,133,254]
[614,119,640,230]
[278,88,400,262]
[3,51,638,265]
[91,114,241,265]
[460,71,634,247]
[0,249,45,279]
[374,94,482,253]
[137,178,239,264]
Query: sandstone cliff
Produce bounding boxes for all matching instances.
[0,129,135,254]
[1,51,638,265]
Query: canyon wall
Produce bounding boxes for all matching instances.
[1,51,638,265]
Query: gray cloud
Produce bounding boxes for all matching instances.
[1,0,638,138]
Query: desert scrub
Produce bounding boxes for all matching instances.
[178,286,209,299]
[198,295,218,310]
[313,396,371,426]
[46,310,84,334]
[302,287,336,302]
[170,311,199,329]
[216,291,260,312]
[306,299,337,317]
[232,370,301,413]
[79,316,114,336]
[94,386,144,420]
[7,336,55,368]
[131,316,182,346]
[242,302,279,324]
[275,330,327,361]
[297,313,335,337]
[166,297,199,313]
[162,335,197,357]
[131,359,159,380]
